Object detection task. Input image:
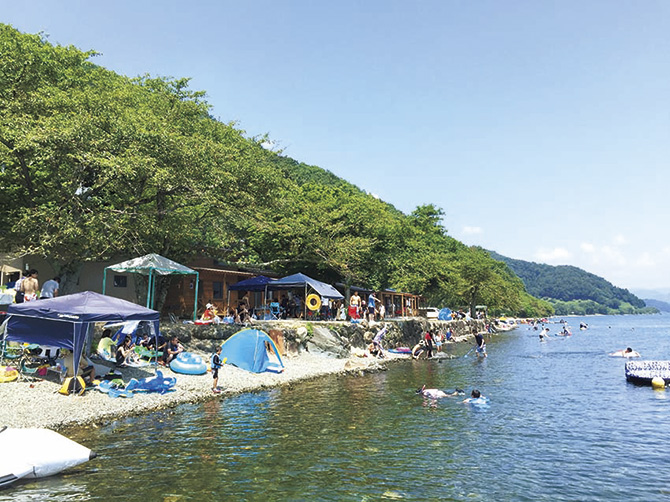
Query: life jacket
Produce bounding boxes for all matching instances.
[210,353,222,370]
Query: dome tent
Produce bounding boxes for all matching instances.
[220,328,284,373]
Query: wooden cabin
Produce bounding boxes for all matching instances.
[163,258,277,319]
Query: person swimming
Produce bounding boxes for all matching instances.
[416,385,464,399]
[609,347,641,358]
[463,389,489,405]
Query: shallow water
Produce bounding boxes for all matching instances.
[4,315,670,501]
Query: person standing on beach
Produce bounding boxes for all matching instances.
[21,269,39,302]
[211,345,223,393]
[349,291,361,320]
[40,276,60,299]
[367,293,379,321]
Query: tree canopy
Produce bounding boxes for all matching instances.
[0,24,554,316]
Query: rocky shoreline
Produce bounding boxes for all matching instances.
[0,319,480,432]
[0,351,410,432]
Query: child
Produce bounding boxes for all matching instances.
[211,345,223,393]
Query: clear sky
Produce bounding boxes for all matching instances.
[3,1,669,291]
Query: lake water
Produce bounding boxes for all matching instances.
[4,315,670,501]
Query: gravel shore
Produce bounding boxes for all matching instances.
[0,351,399,431]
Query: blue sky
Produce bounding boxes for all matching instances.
[3,1,669,291]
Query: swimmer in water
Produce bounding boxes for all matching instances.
[463,389,485,403]
[609,347,641,358]
[416,385,464,399]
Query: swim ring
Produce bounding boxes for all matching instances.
[306,294,321,312]
[0,366,18,383]
[169,352,207,375]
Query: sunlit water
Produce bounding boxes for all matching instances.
[4,315,670,501]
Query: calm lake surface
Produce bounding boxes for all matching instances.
[5,314,670,501]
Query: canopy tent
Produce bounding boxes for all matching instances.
[269,273,343,299]
[103,253,199,320]
[2,291,160,374]
[268,273,344,319]
[220,328,284,373]
[1,264,21,287]
[226,275,277,317]
[227,275,276,291]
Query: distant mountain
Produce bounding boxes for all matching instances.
[488,251,657,315]
[631,288,670,304]
[641,298,670,312]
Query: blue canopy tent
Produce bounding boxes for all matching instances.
[220,328,284,373]
[2,291,160,374]
[227,276,276,316]
[227,275,276,292]
[268,273,344,319]
[102,253,199,321]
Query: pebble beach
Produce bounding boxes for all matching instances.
[0,351,394,431]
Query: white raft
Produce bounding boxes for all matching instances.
[0,427,97,488]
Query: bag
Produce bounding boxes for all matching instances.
[59,376,86,396]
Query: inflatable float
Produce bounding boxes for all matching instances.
[306,294,321,312]
[126,370,176,394]
[625,360,670,386]
[0,427,96,488]
[387,347,412,354]
[0,366,18,383]
[169,352,207,375]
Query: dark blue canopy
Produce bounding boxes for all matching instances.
[227,275,276,291]
[268,273,343,300]
[4,291,160,373]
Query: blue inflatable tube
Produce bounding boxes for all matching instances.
[169,352,207,375]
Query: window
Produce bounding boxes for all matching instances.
[213,281,223,299]
[113,275,127,288]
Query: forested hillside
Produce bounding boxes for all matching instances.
[488,251,656,315]
[0,24,553,317]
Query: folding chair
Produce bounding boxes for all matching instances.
[269,302,282,320]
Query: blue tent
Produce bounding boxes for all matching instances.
[227,275,276,291]
[3,291,160,372]
[220,328,284,373]
[438,308,452,321]
[268,273,343,299]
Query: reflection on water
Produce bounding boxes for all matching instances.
[3,315,670,501]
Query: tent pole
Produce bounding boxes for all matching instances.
[146,270,153,308]
[150,269,157,310]
[102,268,107,295]
[193,272,199,321]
